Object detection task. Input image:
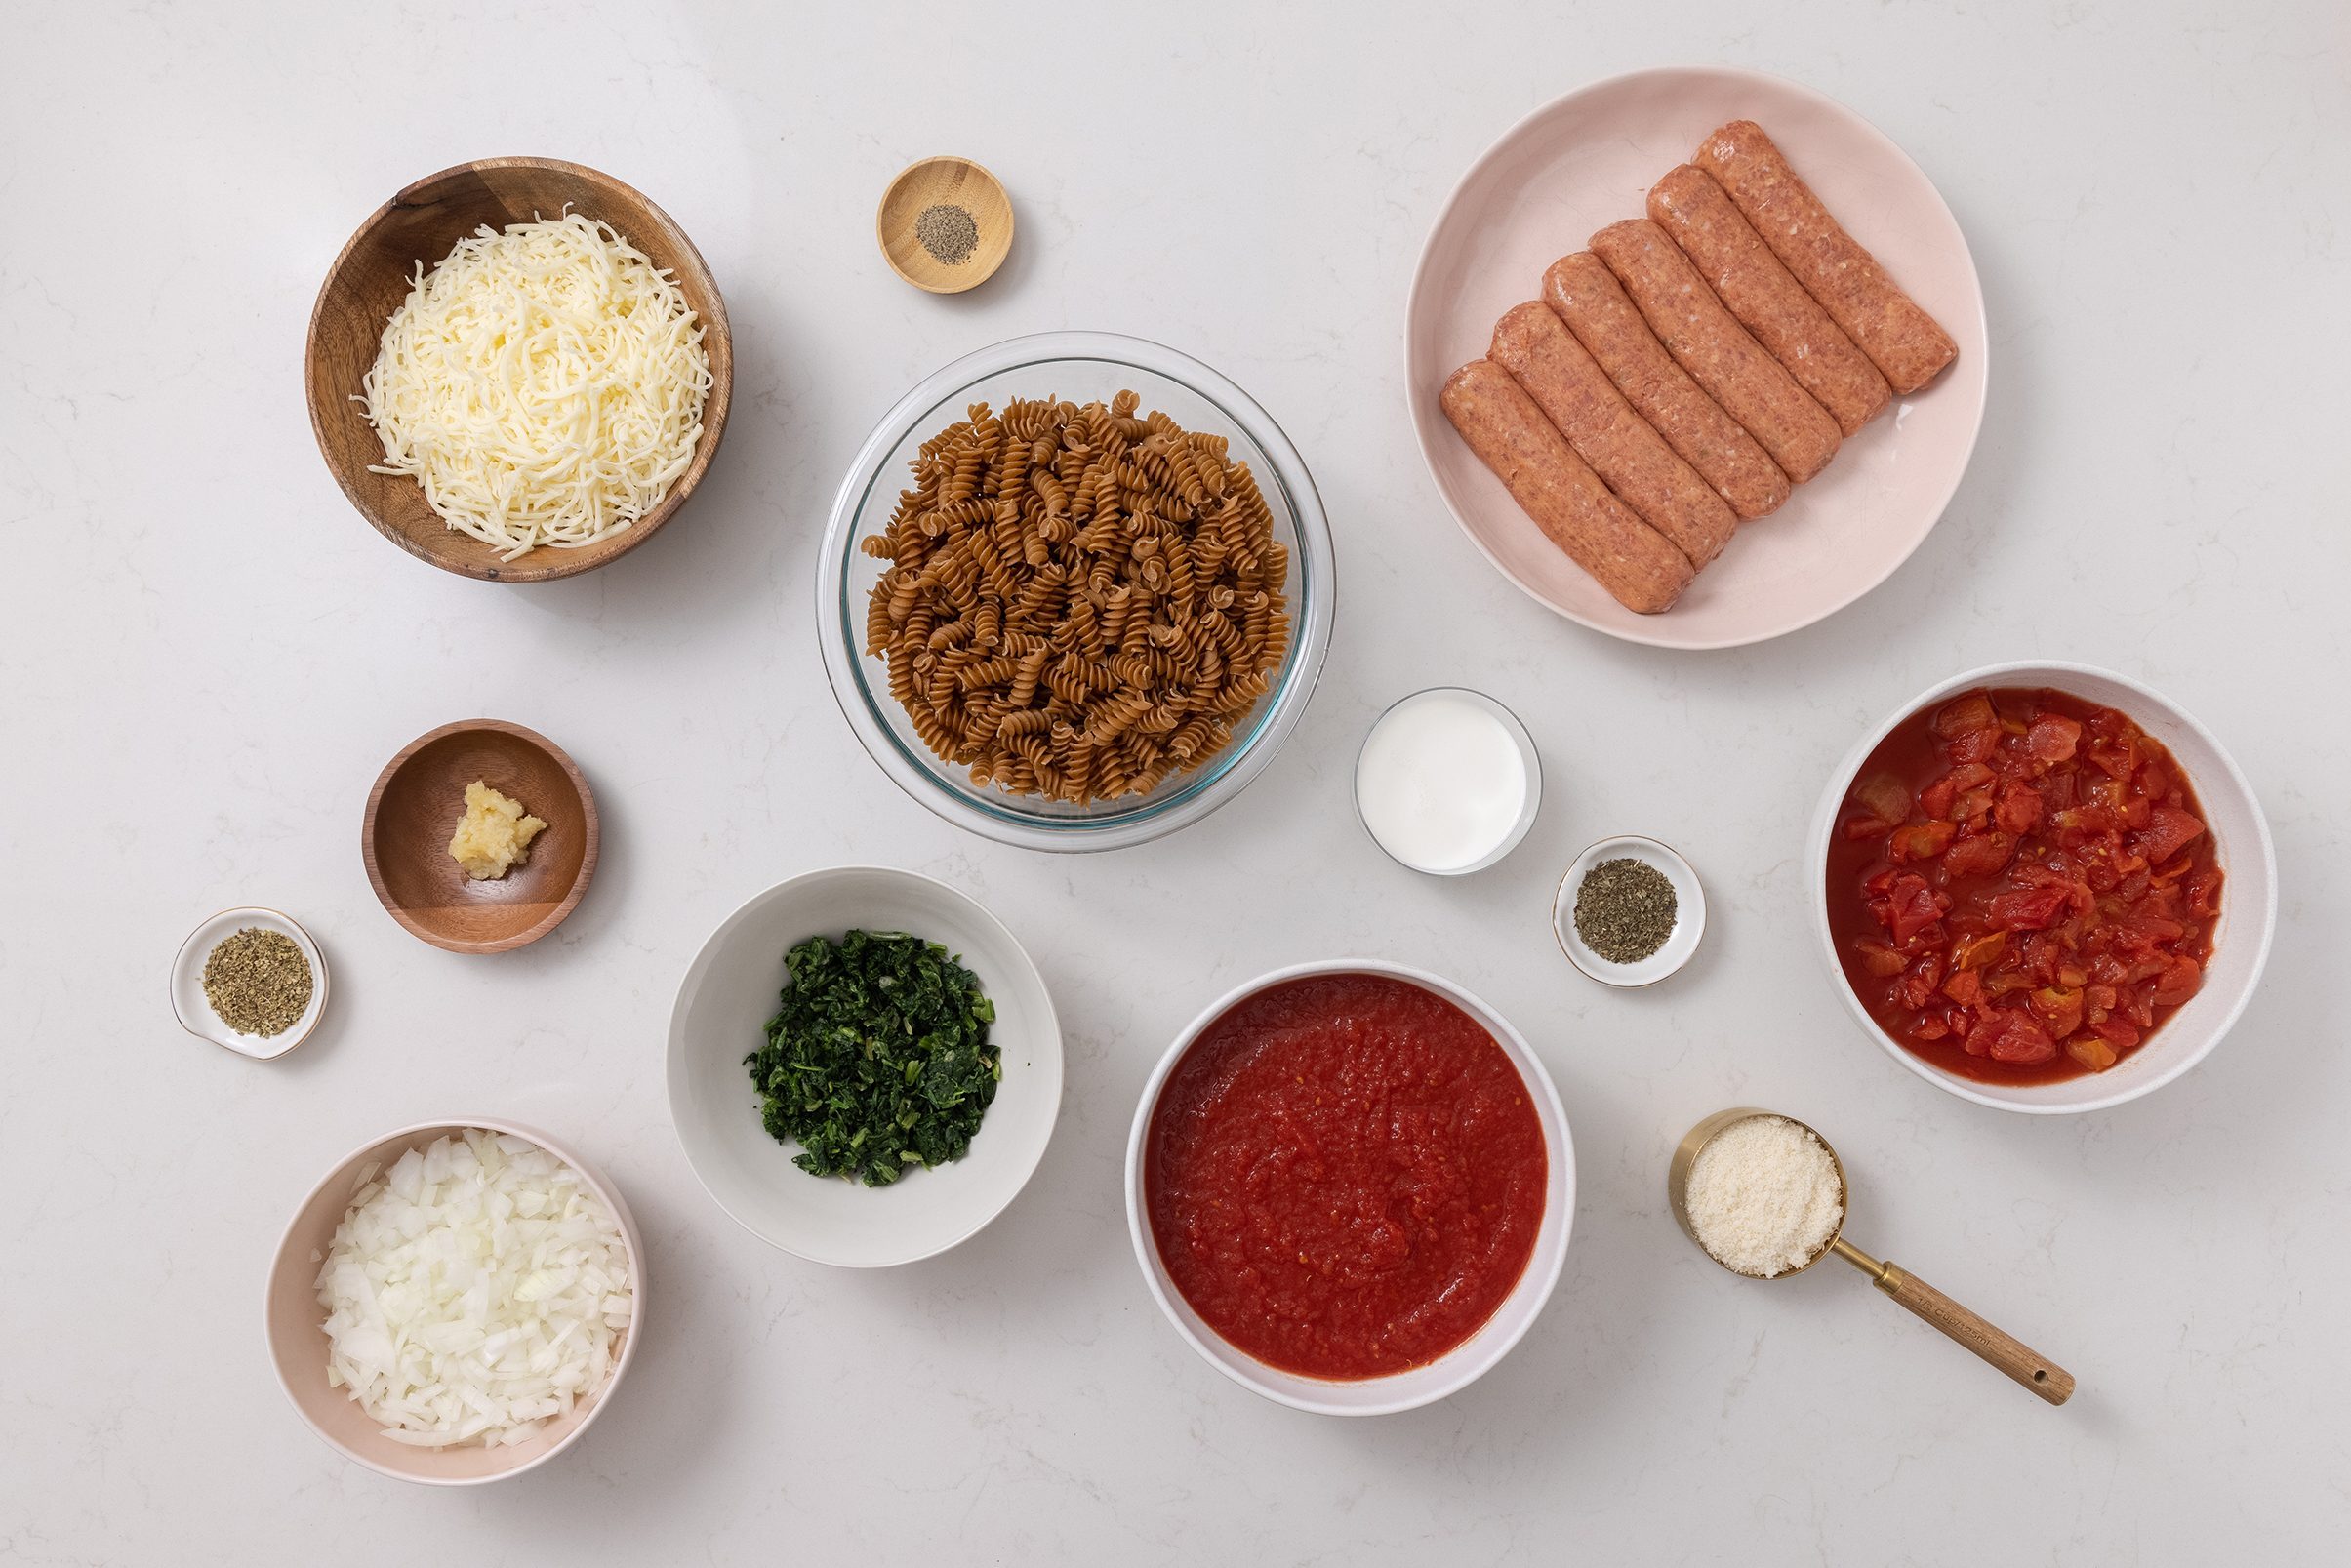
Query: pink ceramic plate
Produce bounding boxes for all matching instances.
[1407,67,1987,650]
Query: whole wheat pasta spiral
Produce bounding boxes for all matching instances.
[862,393,1293,804]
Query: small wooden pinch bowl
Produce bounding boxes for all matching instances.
[306,156,734,583]
[876,156,1014,293]
[363,719,598,954]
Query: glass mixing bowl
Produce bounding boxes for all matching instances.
[817,332,1335,852]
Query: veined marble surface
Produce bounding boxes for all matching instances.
[3,2,2344,1562]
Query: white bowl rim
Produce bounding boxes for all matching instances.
[1123,957,1574,1416]
[264,1115,645,1486]
[664,864,1066,1266]
[1805,659,2279,1114]
[814,329,1337,852]
[1403,63,1990,651]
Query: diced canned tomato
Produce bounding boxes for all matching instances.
[2066,1035,2118,1072]
[2134,805,2207,865]
[1852,938,1908,978]
[1933,694,1998,739]
[1890,821,1957,863]
[1994,782,2044,834]
[1965,1008,2057,1065]
[2025,712,2082,764]
[1854,775,1912,826]
[1941,831,2015,879]
[1828,688,2221,1085]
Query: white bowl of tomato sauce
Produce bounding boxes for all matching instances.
[1124,960,1574,1415]
[1809,661,2276,1114]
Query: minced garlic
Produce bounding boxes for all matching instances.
[448,781,547,880]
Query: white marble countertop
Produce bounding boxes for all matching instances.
[4,2,2344,1561]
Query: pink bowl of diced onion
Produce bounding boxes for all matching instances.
[263,1117,644,1485]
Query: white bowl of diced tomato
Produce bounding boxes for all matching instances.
[1809,661,2276,1114]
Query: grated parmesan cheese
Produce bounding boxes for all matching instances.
[1685,1114,1844,1278]
[359,212,710,561]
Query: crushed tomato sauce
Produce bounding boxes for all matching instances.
[1143,974,1547,1381]
[1825,687,2223,1084]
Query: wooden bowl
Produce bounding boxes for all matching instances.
[363,720,598,953]
[266,1117,644,1484]
[876,156,1014,294]
[306,157,734,583]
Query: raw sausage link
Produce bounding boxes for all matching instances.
[1488,301,1736,568]
[1590,219,1841,485]
[1543,253,1789,520]
[1694,120,1957,395]
[1439,359,1693,615]
[1648,164,1890,435]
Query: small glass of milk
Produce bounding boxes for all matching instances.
[1354,688,1542,875]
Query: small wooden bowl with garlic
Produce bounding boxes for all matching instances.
[363,720,598,953]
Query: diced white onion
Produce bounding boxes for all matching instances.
[314,1128,632,1449]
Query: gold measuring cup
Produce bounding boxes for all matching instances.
[1668,1108,2075,1406]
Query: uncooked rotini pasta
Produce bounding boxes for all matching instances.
[861,391,1292,803]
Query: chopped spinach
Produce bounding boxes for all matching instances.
[744,929,1000,1187]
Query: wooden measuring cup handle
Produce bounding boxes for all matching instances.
[1875,1262,2074,1405]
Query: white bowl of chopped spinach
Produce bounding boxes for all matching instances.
[667,866,1063,1266]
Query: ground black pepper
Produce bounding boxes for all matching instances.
[913,202,979,265]
[201,927,313,1037]
[1572,858,1679,963]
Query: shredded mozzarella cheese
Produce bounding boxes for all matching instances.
[315,1129,634,1448]
[360,212,710,560]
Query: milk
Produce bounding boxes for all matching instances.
[1354,690,1535,873]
